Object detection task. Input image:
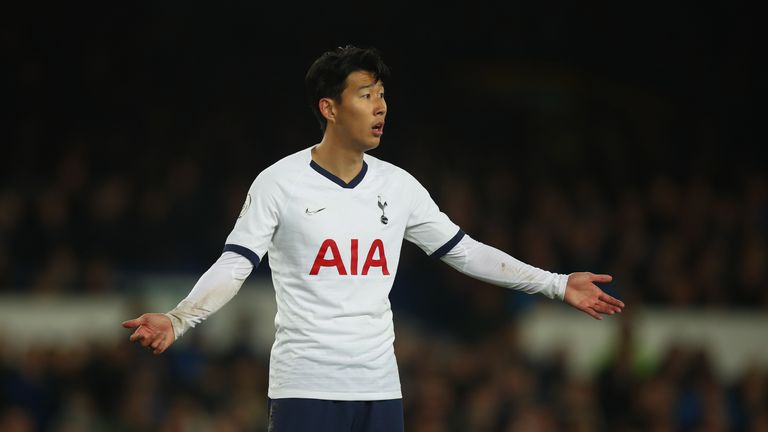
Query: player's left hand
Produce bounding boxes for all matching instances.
[564,272,624,320]
[122,313,175,355]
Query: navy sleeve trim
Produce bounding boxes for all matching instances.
[430,229,466,258]
[223,244,261,268]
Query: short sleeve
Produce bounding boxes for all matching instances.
[404,175,464,257]
[223,170,281,267]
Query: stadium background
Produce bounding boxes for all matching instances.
[2,2,765,431]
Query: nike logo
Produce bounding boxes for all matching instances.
[305,207,326,215]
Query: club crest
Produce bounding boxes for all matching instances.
[378,195,388,224]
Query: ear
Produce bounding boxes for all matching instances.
[319,98,336,124]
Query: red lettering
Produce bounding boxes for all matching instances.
[309,239,347,275]
[309,239,389,276]
[362,239,390,275]
[350,239,358,275]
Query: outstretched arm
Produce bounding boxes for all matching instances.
[440,235,624,319]
[122,251,254,354]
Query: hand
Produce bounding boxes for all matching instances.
[122,313,175,355]
[564,272,624,320]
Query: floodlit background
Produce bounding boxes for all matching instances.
[2,2,765,431]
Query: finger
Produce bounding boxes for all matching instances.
[599,293,625,308]
[122,318,142,328]
[583,306,603,320]
[590,274,613,284]
[129,330,145,343]
[594,300,620,315]
[605,301,623,314]
[153,342,167,355]
[150,335,165,350]
[153,337,170,355]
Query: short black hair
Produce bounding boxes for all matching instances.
[305,45,390,132]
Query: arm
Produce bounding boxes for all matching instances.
[122,251,254,354]
[439,235,624,319]
[123,169,279,354]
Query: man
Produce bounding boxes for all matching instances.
[122,45,624,432]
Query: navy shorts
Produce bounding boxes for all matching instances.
[267,398,404,432]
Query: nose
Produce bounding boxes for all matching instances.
[375,98,386,117]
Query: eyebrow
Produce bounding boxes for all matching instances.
[357,82,384,91]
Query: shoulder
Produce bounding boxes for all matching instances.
[366,154,431,203]
[250,147,311,189]
[262,147,310,178]
[365,153,419,184]
[256,149,310,183]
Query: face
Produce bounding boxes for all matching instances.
[323,70,387,151]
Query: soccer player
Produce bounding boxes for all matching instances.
[122,45,624,432]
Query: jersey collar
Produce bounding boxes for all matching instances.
[310,160,368,189]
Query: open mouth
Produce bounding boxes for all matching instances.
[372,122,384,137]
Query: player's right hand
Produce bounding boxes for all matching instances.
[122,313,175,355]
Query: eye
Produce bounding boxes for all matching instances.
[362,94,371,99]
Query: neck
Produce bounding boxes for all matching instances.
[312,132,365,183]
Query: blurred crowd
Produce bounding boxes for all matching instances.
[1,139,766,309]
[3,1,763,305]
[3,4,763,431]
[2,317,768,432]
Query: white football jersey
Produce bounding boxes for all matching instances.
[225,146,463,400]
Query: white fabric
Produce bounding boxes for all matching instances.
[439,235,568,300]
[222,146,460,400]
[165,251,253,339]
